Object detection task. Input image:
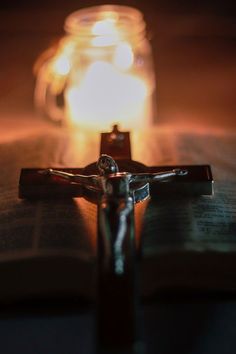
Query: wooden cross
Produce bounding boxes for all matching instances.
[19,125,213,354]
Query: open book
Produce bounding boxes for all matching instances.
[0,121,235,302]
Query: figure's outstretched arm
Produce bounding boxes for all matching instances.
[130,168,188,184]
[40,169,100,190]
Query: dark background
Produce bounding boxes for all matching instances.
[1,0,236,13]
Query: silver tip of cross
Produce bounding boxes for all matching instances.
[173,168,188,176]
[38,168,53,175]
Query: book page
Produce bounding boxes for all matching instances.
[0,188,97,262]
[139,126,236,256]
[142,182,236,256]
[0,127,98,262]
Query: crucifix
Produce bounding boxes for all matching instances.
[19,125,213,354]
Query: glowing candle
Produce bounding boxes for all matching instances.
[34,5,156,131]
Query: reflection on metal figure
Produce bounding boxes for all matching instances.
[41,154,188,275]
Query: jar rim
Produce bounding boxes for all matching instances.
[64,5,146,38]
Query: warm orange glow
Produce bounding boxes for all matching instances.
[34,6,156,131]
[52,56,71,76]
[92,18,117,35]
[91,17,121,46]
[114,42,134,70]
[66,61,148,131]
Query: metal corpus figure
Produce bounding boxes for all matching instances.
[44,154,187,277]
[43,155,187,353]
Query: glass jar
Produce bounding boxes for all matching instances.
[34,5,156,131]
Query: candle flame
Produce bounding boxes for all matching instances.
[66,61,148,131]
